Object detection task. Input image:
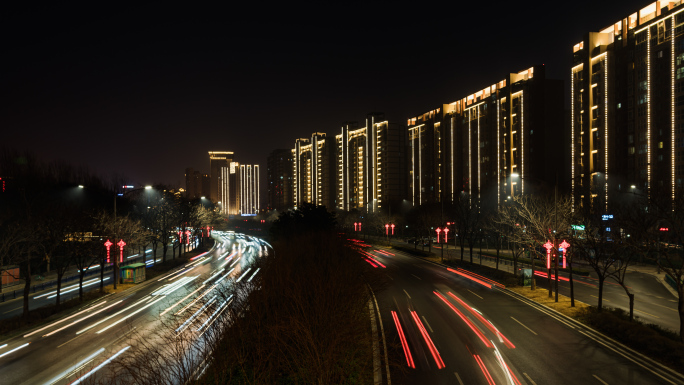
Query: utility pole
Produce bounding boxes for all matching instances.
[554,172,559,303]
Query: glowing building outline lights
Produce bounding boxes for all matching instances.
[672,15,677,207]
[477,105,481,200]
[451,116,455,202]
[648,28,652,198]
[605,55,608,212]
[497,99,500,206]
[468,109,472,198]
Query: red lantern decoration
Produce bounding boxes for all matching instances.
[117,239,126,263]
[104,239,113,263]
[543,241,554,269]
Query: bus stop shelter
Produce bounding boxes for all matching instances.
[120,263,146,284]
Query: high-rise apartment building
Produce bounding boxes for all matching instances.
[336,113,407,212]
[267,149,294,211]
[208,151,234,203]
[221,161,241,215]
[409,65,564,207]
[185,168,210,200]
[240,164,260,215]
[292,133,334,208]
[572,1,684,213]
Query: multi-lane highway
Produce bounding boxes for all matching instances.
[361,243,684,385]
[0,231,269,384]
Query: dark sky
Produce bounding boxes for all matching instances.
[2,1,649,200]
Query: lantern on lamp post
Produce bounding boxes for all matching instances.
[435,228,441,243]
[559,240,570,269]
[104,239,113,263]
[543,241,553,270]
[117,239,126,263]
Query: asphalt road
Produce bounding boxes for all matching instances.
[364,244,684,385]
[0,231,268,384]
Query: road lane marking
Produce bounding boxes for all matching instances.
[510,316,537,335]
[385,274,393,280]
[467,290,483,300]
[590,295,609,302]
[411,274,421,280]
[454,372,464,385]
[422,316,433,333]
[523,372,537,385]
[403,289,411,299]
[57,333,86,348]
[635,309,660,318]
[593,374,609,384]
[649,302,677,311]
[3,306,22,314]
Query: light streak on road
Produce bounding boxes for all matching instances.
[43,301,124,337]
[196,295,232,332]
[176,295,216,334]
[247,268,260,282]
[230,256,241,268]
[77,297,151,334]
[410,311,445,369]
[391,311,414,368]
[202,269,225,285]
[493,343,521,385]
[175,285,216,316]
[235,268,252,283]
[96,296,165,334]
[24,300,109,338]
[0,343,29,359]
[447,268,492,288]
[474,354,496,385]
[71,346,131,385]
[151,276,199,296]
[214,268,235,285]
[45,347,104,385]
[456,268,505,289]
[34,277,102,299]
[447,292,515,349]
[46,277,111,299]
[160,284,206,317]
[364,258,378,268]
[434,291,492,348]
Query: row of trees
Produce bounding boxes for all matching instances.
[0,149,221,322]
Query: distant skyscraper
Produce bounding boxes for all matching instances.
[209,151,234,203]
[185,167,196,199]
[267,149,293,211]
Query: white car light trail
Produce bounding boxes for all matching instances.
[96,297,165,334]
[176,295,216,334]
[43,301,124,337]
[160,284,206,317]
[45,347,104,385]
[71,346,131,385]
[235,268,252,283]
[0,343,29,359]
[24,301,108,338]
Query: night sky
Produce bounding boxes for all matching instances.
[2,1,649,200]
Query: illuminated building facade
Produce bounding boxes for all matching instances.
[292,133,334,208]
[336,113,408,212]
[208,151,234,203]
[572,1,684,213]
[409,65,564,207]
[220,162,241,215]
[267,149,294,211]
[240,164,260,215]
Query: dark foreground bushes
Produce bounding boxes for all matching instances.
[578,307,684,372]
[198,232,384,384]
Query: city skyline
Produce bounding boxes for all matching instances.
[2,1,649,198]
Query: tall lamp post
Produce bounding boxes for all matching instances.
[113,185,152,289]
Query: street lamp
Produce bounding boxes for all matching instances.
[113,185,153,289]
